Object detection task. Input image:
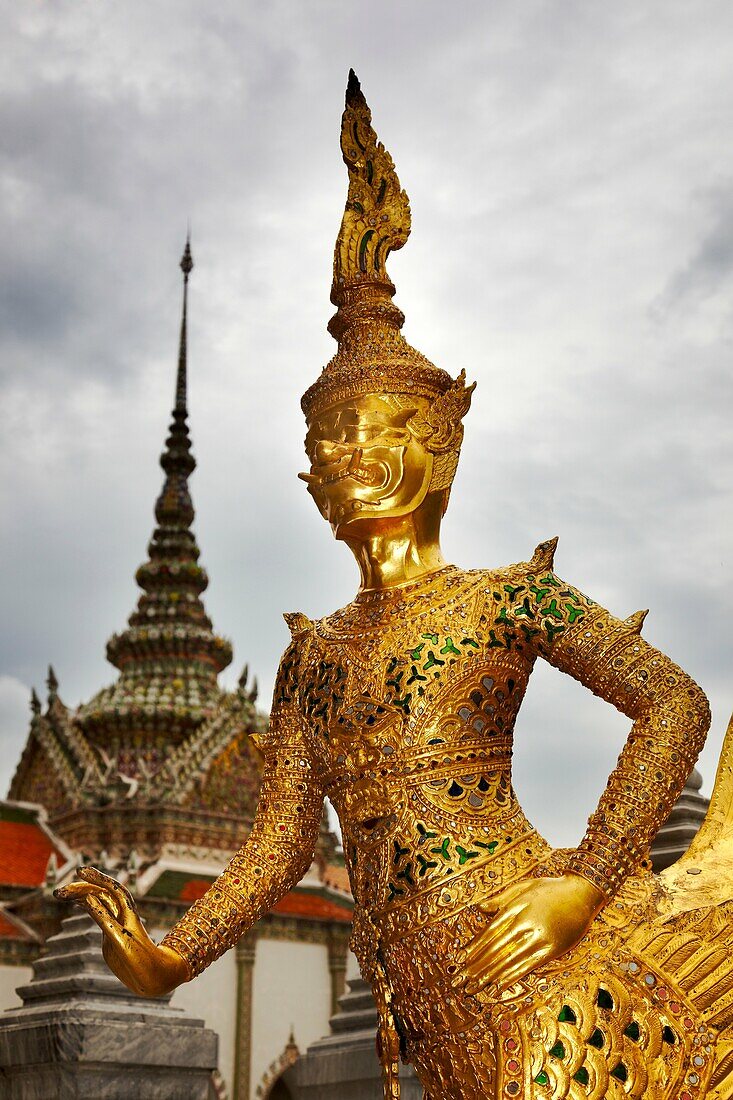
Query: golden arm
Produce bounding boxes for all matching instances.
[459,568,711,993]
[160,713,324,977]
[56,642,324,993]
[528,572,712,897]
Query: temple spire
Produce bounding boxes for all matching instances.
[156,238,196,530]
[176,235,193,412]
[78,240,232,746]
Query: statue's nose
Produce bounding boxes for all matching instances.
[315,439,345,464]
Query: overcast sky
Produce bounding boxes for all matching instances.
[1,1,731,847]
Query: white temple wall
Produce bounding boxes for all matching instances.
[250,938,331,1100]
[164,932,238,1096]
[0,964,32,1009]
[346,947,360,982]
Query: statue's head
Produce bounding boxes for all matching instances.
[301,72,474,540]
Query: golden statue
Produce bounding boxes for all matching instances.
[59,73,733,1099]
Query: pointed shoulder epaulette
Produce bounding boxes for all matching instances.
[283,611,312,639]
[624,609,649,634]
[529,536,559,573]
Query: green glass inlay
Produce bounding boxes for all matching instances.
[565,603,585,623]
[573,1067,589,1086]
[421,632,439,644]
[588,1028,604,1049]
[358,229,375,272]
[396,862,415,886]
[549,1041,566,1059]
[393,841,409,865]
[476,840,499,853]
[440,637,461,656]
[662,1025,676,1045]
[407,666,428,685]
[544,622,566,642]
[557,1005,576,1024]
[596,989,614,1010]
[534,1071,549,1086]
[431,838,452,861]
[515,596,535,619]
[416,854,438,877]
[624,1021,640,1042]
[611,1063,628,1083]
[456,845,479,865]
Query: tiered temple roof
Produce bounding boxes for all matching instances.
[9,242,266,860]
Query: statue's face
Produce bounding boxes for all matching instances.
[302,394,433,536]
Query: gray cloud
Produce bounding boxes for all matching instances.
[1,0,732,846]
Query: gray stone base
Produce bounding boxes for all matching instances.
[0,913,218,1100]
[293,978,422,1100]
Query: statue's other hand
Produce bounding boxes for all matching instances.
[54,866,190,997]
[456,873,605,995]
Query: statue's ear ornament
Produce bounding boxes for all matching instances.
[408,371,476,454]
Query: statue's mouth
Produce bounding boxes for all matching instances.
[299,446,389,491]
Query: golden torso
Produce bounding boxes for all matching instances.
[275,561,719,1100]
[295,565,546,933]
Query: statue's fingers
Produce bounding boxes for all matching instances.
[77,866,135,911]
[464,928,534,994]
[54,881,122,920]
[468,906,522,955]
[84,894,129,944]
[489,943,545,989]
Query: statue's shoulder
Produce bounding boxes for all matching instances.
[270,613,315,714]
[469,537,561,589]
[283,611,314,640]
[503,535,560,579]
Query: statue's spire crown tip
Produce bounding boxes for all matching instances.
[346,68,362,104]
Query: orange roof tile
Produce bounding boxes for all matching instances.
[146,869,352,924]
[179,877,214,903]
[273,891,352,923]
[0,810,63,888]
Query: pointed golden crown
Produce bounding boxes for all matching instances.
[301,72,471,423]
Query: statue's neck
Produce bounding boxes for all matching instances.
[341,493,448,593]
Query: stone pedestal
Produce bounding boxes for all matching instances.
[292,976,421,1100]
[0,912,218,1100]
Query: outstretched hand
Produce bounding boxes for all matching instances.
[456,873,605,994]
[55,866,189,997]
